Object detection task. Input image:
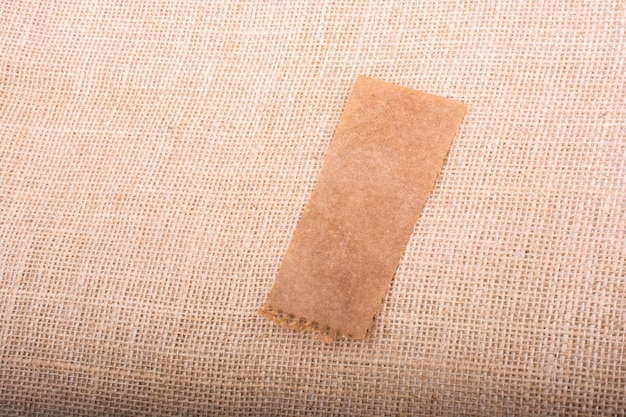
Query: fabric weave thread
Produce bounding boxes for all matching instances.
[1,1,624,415]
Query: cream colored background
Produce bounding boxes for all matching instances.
[1,1,624,415]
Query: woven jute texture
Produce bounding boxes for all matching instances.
[1,1,624,415]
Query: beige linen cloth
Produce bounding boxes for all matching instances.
[1,1,624,415]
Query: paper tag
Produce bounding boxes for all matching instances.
[260,76,467,340]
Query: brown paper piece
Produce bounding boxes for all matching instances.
[260,76,467,340]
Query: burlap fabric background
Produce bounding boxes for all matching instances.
[1,1,624,415]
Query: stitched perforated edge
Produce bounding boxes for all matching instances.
[258,306,352,342]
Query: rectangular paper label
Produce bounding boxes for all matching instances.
[260,76,467,340]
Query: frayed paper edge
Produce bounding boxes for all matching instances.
[258,306,355,343]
